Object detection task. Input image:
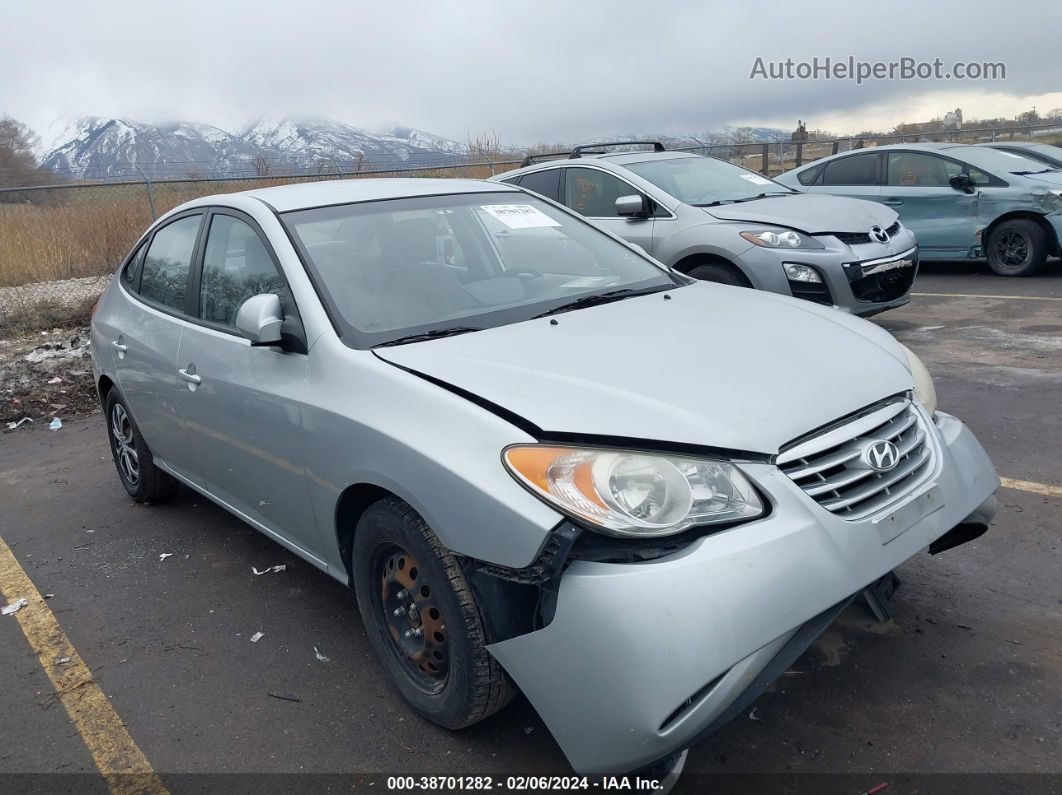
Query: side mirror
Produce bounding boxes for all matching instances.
[615,194,651,218]
[235,293,284,345]
[949,173,974,192]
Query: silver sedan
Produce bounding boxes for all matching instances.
[90,177,999,782]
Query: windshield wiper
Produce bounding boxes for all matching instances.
[532,286,670,319]
[374,326,482,348]
[1011,168,1059,175]
[695,192,796,207]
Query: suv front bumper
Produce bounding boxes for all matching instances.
[487,411,998,774]
[738,233,919,316]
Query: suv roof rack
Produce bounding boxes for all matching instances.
[520,150,572,168]
[569,141,666,159]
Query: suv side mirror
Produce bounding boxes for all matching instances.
[949,173,974,193]
[615,194,651,218]
[236,293,284,345]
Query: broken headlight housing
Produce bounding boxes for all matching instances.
[503,446,764,537]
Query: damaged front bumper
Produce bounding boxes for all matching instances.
[487,411,999,774]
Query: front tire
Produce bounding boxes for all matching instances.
[104,391,178,503]
[352,497,513,729]
[986,219,1048,276]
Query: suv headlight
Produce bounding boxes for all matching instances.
[503,445,764,537]
[901,344,938,414]
[740,229,824,249]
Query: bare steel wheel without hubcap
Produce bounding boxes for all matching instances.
[376,544,449,693]
[110,402,139,487]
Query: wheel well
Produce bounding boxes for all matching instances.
[672,254,752,286]
[335,483,394,585]
[983,212,1060,256]
[97,375,115,409]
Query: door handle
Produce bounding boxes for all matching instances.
[882,199,903,206]
[111,340,128,352]
[178,368,202,385]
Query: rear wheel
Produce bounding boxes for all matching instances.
[686,262,751,287]
[986,219,1048,276]
[104,391,178,503]
[352,497,514,729]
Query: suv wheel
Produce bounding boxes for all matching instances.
[104,391,178,503]
[986,219,1048,276]
[352,497,514,729]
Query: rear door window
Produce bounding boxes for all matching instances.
[821,153,881,186]
[517,169,561,202]
[122,243,147,290]
[139,215,202,313]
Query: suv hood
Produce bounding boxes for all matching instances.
[704,193,897,234]
[375,283,913,455]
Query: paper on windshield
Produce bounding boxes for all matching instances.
[739,174,773,186]
[481,204,561,229]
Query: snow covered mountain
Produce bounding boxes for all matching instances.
[37,116,467,181]
[38,117,264,180]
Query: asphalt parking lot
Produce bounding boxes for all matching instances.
[1,261,1060,793]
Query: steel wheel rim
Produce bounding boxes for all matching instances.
[110,404,140,487]
[995,230,1029,267]
[375,543,449,693]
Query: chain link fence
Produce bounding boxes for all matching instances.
[2,122,1059,333]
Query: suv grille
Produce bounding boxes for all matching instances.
[778,399,933,521]
[831,221,901,246]
[848,259,918,303]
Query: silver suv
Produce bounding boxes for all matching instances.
[493,142,918,316]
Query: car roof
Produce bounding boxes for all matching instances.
[987,141,1057,150]
[238,177,519,213]
[494,151,699,181]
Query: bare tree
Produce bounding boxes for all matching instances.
[726,126,755,145]
[0,116,53,189]
[252,153,272,177]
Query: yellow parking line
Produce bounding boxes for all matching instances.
[1000,477,1062,498]
[0,535,168,795]
[913,292,1062,302]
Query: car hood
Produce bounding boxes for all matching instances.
[374,283,913,455]
[703,193,897,234]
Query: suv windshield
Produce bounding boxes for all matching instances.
[627,156,795,206]
[282,192,679,347]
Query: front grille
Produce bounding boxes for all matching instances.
[847,254,918,303]
[830,221,901,245]
[778,399,933,521]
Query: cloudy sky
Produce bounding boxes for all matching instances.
[2,0,1060,145]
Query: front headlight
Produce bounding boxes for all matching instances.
[740,228,824,249]
[503,445,764,537]
[901,344,938,414]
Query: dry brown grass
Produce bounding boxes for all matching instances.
[0,162,518,289]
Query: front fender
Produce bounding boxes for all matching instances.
[301,333,562,579]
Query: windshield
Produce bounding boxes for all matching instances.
[963,146,1060,175]
[282,192,679,347]
[626,156,796,206]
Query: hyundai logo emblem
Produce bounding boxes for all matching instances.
[862,440,900,472]
[869,225,890,244]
